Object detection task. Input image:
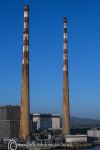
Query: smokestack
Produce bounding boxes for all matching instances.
[62,17,70,135]
[19,5,30,140]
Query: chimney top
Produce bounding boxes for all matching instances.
[24,5,29,11]
[64,17,67,23]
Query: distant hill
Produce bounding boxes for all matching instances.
[70,116,100,128]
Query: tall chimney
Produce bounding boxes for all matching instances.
[19,5,30,140]
[62,17,70,135]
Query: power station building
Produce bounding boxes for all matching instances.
[0,105,20,138]
[0,4,71,139]
[32,113,61,131]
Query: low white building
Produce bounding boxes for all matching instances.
[66,135,87,146]
[87,128,100,138]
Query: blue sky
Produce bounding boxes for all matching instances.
[0,0,100,119]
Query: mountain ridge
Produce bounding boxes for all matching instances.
[70,116,100,128]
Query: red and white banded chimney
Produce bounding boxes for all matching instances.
[19,5,30,140]
[62,17,70,135]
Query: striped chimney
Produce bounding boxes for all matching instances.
[19,5,30,140]
[62,17,70,135]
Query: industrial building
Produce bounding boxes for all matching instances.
[87,128,100,141]
[32,113,61,131]
[66,135,87,147]
[0,105,20,138]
